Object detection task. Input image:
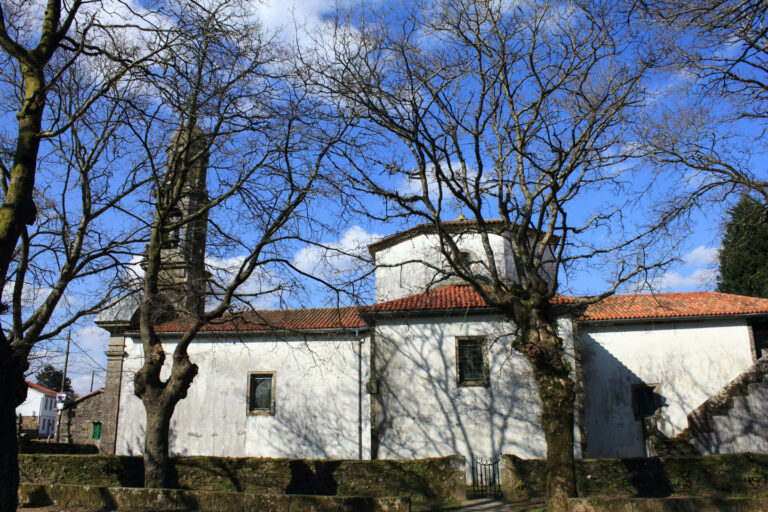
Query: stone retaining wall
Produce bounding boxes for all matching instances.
[502,454,768,502]
[18,440,99,454]
[19,454,465,503]
[568,497,768,511]
[19,484,410,512]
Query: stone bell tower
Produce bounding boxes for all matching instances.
[151,125,210,319]
[96,126,210,454]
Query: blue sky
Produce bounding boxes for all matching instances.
[2,0,753,394]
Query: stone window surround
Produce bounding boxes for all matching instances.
[455,336,489,387]
[247,371,276,416]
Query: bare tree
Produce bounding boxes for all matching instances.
[0,2,171,508]
[304,0,672,508]
[126,1,351,487]
[631,0,768,203]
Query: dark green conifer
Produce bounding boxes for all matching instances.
[717,195,768,297]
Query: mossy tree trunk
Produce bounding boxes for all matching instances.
[0,47,49,512]
[0,4,85,509]
[510,303,576,512]
[135,345,198,488]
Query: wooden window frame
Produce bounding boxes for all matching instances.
[455,336,489,387]
[247,371,276,415]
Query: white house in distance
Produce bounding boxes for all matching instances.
[96,218,768,461]
[16,381,58,438]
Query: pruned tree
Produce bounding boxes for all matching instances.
[0,2,173,509]
[304,0,672,508]
[126,0,352,487]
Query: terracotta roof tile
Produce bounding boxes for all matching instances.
[363,284,492,313]
[149,288,768,333]
[580,292,768,321]
[363,285,768,321]
[152,306,365,334]
[26,381,57,396]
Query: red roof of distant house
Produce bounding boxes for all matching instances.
[26,381,57,396]
[151,306,365,333]
[363,285,768,322]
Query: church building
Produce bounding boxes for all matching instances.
[94,130,768,462]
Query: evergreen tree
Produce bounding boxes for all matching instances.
[35,365,74,397]
[717,195,768,297]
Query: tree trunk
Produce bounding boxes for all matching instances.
[522,310,577,512]
[0,344,27,512]
[536,371,576,511]
[0,399,20,512]
[0,67,44,285]
[143,401,175,488]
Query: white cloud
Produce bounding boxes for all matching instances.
[652,267,718,292]
[73,325,110,354]
[684,245,719,266]
[205,255,284,309]
[293,226,381,281]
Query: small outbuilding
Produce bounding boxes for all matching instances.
[57,388,105,448]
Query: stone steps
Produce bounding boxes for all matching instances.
[686,358,768,454]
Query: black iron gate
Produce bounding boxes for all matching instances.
[469,453,501,498]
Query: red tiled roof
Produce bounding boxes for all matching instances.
[363,284,493,313]
[26,381,57,396]
[148,288,768,333]
[151,306,365,333]
[580,292,768,321]
[363,285,768,321]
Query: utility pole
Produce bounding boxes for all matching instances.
[90,371,95,393]
[55,332,71,442]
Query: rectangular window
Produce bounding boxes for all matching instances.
[456,337,488,386]
[631,384,661,420]
[751,321,768,359]
[92,422,101,440]
[247,372,275,415]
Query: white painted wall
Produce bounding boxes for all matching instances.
[16,387,58,437]
[115,332,370,459]
[373,314,546,461]
[373,233,514,303]
[579,319,754,458]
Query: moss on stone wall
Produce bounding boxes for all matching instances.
[502,454,768,502]
[19,454,465,503]
[19,484,411,512]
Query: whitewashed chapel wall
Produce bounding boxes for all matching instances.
[115,332,370,459]
[578,318,754,458]
[372,314,547,460]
